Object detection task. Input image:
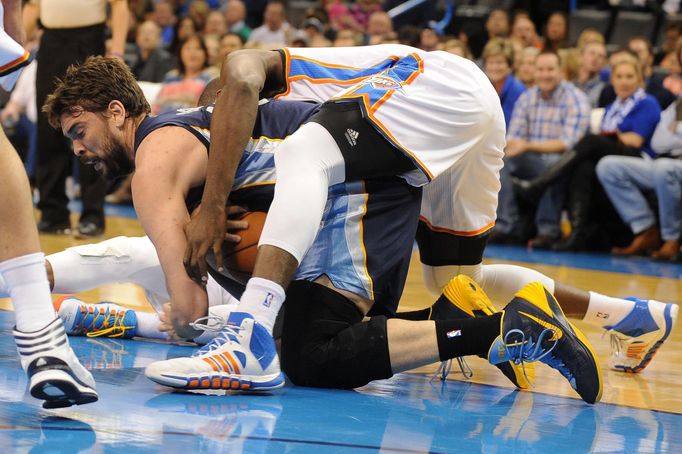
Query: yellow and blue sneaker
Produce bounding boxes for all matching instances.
[434,275,534,389]
[488,282,602,404]
[145,312,284,393]
[607,298,678,373]
[54,296,137,339]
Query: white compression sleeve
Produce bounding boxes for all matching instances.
[258,122,346,263]
[422,263,556,309]
[49,236,168,300]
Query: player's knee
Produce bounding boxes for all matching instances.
[279,281,392,389]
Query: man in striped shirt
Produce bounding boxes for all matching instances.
[492,50,591,248]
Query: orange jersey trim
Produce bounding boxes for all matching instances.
[419,216,496,237]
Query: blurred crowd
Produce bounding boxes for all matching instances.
[3,0,682,261]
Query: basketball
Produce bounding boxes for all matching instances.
[221,211,266,275]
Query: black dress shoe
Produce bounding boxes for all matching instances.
[37,220,72,235]
[76,220,104,238]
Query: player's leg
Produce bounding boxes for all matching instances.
[0,128,96,408]
[422,262,678,373]
[280,280,601,403]
[238,103,417,334]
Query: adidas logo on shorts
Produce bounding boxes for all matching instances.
[345,128,359,147]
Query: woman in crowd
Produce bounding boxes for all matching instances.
[482,38,525,128]
[152,35,218,115]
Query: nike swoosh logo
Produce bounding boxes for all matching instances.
[518,311,563,341]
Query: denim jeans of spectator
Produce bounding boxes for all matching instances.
[596,156,682,242]
[496,152,565,238]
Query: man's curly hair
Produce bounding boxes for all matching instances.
[43,56,151,129]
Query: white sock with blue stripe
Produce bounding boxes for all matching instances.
[583,292,636,328]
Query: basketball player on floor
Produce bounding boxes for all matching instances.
[0,0,96,408]
[43,56,607,403]
[43,56,672,402]
[173,45,675,386]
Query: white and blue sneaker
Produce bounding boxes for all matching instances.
[145,312,284,393]
[606,298,678,373]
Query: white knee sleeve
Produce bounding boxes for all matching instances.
[422,263,555,309]
[259,122,346,263]
[49,236,168,300]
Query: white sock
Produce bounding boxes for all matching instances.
[135,311,169,340]
[193,304,239,344]
[0,253,57,332]
[237,277,285,334]
[583,292,636,328]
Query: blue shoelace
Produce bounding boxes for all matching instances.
[502,328,560,385]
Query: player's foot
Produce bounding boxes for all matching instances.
[488,282,602,404]
[435,275,534,389]
[14,318,98,408]
[145,312,284,393]
[54,296,137,339]
[606,298,678,373]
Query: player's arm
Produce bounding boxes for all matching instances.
[183,49,284,283]
[108,0,129,58]
[132,127,209,340]
[3,0,24,44]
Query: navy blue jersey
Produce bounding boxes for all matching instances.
[134,99,320,211]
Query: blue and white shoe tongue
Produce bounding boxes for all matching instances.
[226,312,254,327]
[488,337,513,365]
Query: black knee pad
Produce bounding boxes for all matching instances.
[280,280,393,389]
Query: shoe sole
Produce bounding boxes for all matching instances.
[30,370,98,409]
[146,370,285,393]
[614,303,678,374]
[516,283,603,404]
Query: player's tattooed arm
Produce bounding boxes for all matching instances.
[184,49,283,283]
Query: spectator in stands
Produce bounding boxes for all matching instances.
[516,53,661,251]
[204,10,228,36]
[348,0,383,33]
[576,27,606,49]
[170,16,198,54]
[485,8,510,42]
[131,20,176,83]
[515,46,540,87]
[597,96,682,260]
[224,0,251,42]
[418,26,439,52]
[492,50,591,247]
[574,40,608,107]
[655,23,682,68]
[510,13,543,50]
[302,17,325,43]
[599,37,676,109]
[152,35,218,115]
[543,11,569,51]
[334,29,361,46]
[443,38,472,59]
[187,0,210,32]
[152,0,177,48]
[218,32,245,61]
[664,38,682,96]
[247,1,293,46]
[365,11,393,45]
[203,33,222,70]
[482,38,526,128]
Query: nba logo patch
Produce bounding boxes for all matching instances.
[446,329,461,338]
[263,293,273,308]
